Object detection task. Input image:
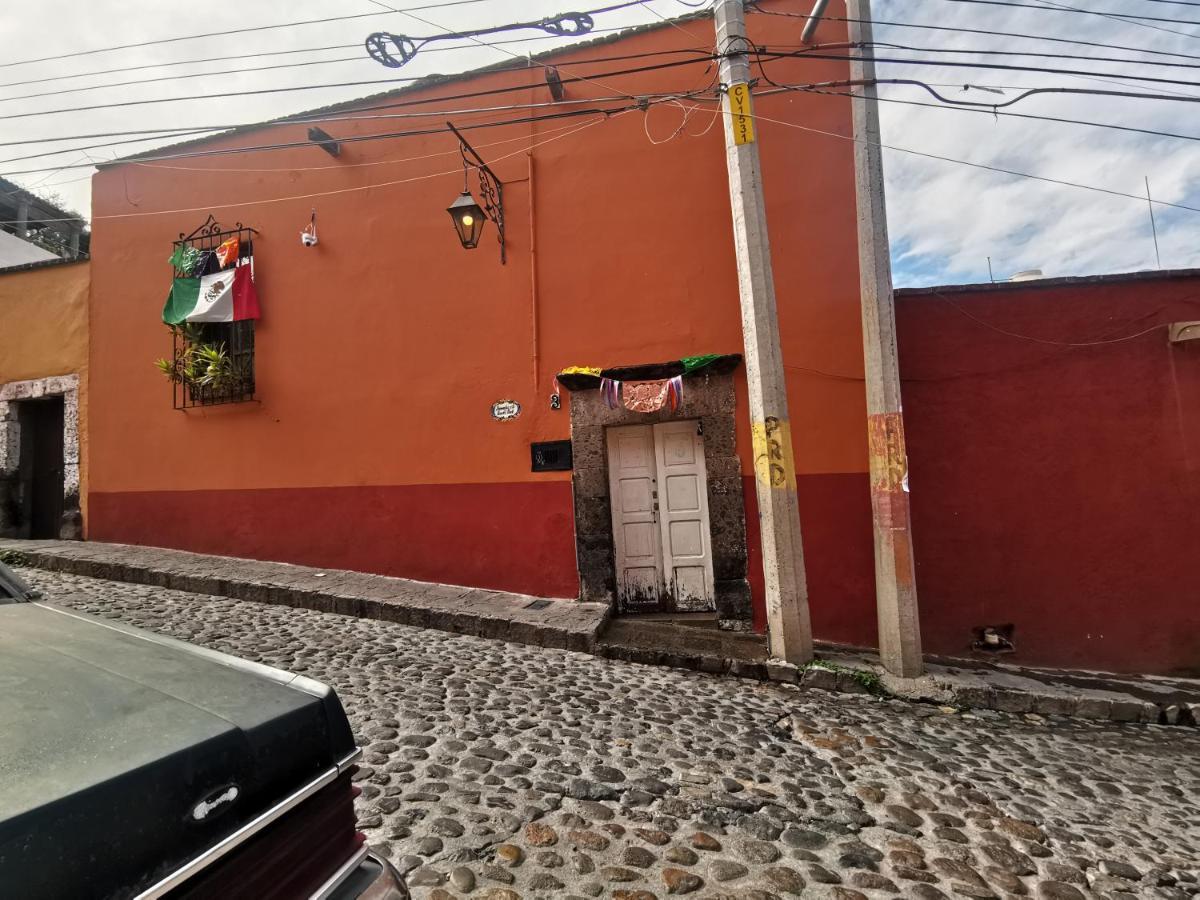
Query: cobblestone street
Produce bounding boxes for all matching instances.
[26,568,1200,900]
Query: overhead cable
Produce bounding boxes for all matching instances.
[7,95,1200,226]
[0,51,718,124]
[941,0,1200,26]
[0,88,705,168]
[748,7,1200,63]
[0,90,710,178]
[362,2,647,69]
[0,0,505,70]
[0,43,704,107]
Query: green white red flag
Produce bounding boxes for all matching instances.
[163,261,259,325]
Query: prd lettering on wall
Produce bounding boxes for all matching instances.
[750,416,796,491]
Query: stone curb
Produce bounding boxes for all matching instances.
[590,648,1199,729]
[7,541,1197,728]
[4,544,610,657]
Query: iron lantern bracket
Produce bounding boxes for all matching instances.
[447,121,505,265]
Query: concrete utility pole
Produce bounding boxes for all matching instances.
[847,0,924,677]
[713,0,814,665]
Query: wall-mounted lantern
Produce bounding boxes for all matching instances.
[446,121,505,264]
[447,191,486,250]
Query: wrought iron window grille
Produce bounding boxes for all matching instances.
[169,215,259,410]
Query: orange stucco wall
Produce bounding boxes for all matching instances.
[87,13,874,637]
[0,260,90,523]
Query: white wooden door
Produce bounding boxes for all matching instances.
[653,421,715,612]
[606,421,715,613]
[606,425,664,609]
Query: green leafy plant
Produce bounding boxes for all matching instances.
[153,324,246,396]
[0,549,30,567]
[804,658,889,697]
[192,342,246,393]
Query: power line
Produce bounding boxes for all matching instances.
[0,51,710,130]
[0,92,690,169]
[1031,0,1200,42]
[749,8,1200,63]
[4,113,616,226]
[0,89,708,179]
[0,43,715,153]
[13,42,1200,126]
[0,44,363,91]
[0,0,504,70]
[942,0,1200,26]
[0,42,702,107]
[835,85,1200,145]
[756,48,1200,91]
[361,2,648,70]
[19,27,1198,109]
[0,4,696,123]
[364,0,660,100]
[808,40,1200,72]
[8,95,1200,228]
[0,53,720,168]
[745,97,1200,215]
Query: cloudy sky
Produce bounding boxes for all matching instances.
[1,0,1196,286]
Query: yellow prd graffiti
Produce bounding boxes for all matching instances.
[751,416,797,491]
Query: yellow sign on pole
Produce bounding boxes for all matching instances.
[727,82,756,145]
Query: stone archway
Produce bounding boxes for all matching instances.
[566,369,753,632]
[0,374,81,540]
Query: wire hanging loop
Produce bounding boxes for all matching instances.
[538,12,594,36]
[365,32,418,69]
[364,11,596,69]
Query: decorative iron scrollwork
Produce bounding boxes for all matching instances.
[364,11,597,69]
[448,122,505,264]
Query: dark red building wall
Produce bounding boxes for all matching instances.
[896,272,1200,675]
[90,483,580,599]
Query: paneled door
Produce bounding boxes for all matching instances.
[652,420,715,612]
[606,421,715,613]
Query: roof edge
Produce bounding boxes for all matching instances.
[0,257,89,276]
[98,9,713,168]
[896,267,1200,297]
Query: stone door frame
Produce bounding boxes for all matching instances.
[568,371,753,631]
[0,373,81,539]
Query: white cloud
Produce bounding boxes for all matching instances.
[873,0,1200,284]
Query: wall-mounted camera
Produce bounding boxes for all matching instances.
[300,208,318,247]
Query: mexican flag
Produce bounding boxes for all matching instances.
[163,260,260,325]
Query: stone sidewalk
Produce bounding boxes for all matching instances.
[4,538,1198,727]
[0,539,609,653]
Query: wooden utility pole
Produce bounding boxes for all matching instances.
[847,0,924,677]
[713,0,813,664]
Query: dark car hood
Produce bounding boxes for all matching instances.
[0,602,356,900]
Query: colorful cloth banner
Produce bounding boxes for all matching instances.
[601,377,621,409]
[215,236,240,268]
[167,245,203,275]
[681,354,720,374]
[163,259,260,324]
[667,375,683,411]
[623,379,676,413]
[559,365,601,377]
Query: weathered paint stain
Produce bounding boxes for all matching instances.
[867,411,912,532]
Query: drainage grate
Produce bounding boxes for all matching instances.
[525,599,552,611]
